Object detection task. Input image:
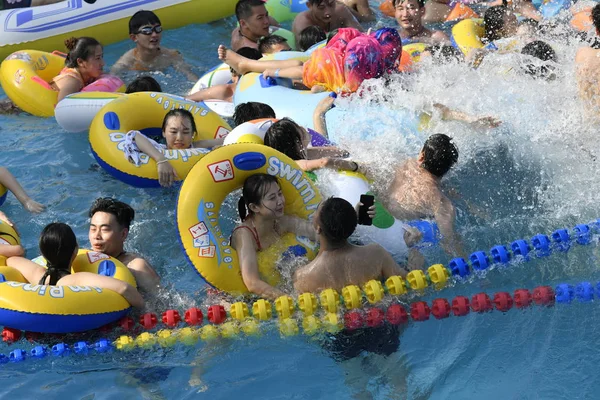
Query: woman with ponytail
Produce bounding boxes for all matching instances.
[6,222,144,308]
[51,37,105,101]
[231,173,318,300]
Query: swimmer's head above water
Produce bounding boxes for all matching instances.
[88,197,135,256]
[125,75,162,94]
[232,102,276,126]
[236,0,270,39]
[307,0,337,25]
[418,134,459,178]
[38,222,79,286]
[64,37,104,80]
[298,26,327,51]
[238,173,284,221]
[483,6,518,43]
[520,40,557,80]
[314,197,357,245]
[160,109,197,149]
[258,35,291,54]
[129,10,162,51]
[264,118,312,161]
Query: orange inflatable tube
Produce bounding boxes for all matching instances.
[571,8,593,32]
[380,0,395,17]
[446,3,479,21]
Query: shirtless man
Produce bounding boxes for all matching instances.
[88,197,160,294]
[394,0,449,44]
[292,0,363,45]
[379,134,466,258]
[231,0,278,51]
[575,4,600,123]
[294,197,407,293]
[340,0,375,22]
[110,10,198,81]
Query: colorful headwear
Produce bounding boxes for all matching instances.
[371,27,402,72]
[302,47,346,92]
[343,35,385,92]
[325,28,363,56]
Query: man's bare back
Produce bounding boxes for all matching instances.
[576,47,600,122]
[381,158,464,257]
[294,243,403,293]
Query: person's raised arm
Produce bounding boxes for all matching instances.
[233,228,285,299]
[434,194,466,258]
[0,167,45,213]
[280,215,317,241]
[186,85,234,103]
[313,96,335,137]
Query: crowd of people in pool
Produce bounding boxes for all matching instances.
[2,0,600,358]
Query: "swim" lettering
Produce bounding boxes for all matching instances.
[266,157,317,207]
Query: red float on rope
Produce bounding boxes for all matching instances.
[140,313,158,330]
[493,292,513,312]
[344,311,364,330]
[2,327,21,343]
[366,308,385,328]
[533,286,555,306]
[184,307,204,326]
[386,304,408,325]
[471,293,493,313]
[451,296,470,316]
[119,316,135,331]
[410,301,431,321]
[207,305,227,324]
[513,289,532,308]
[431,298,451,319]
[162,310,181,327]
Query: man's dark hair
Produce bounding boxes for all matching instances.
[264,118,305,161]
[129,10,161,35]
[593,3,600,32]
[235,0,267,21]
[298,26,326,51]
[423,44,464,64]
[126,75,162,94]
[318,197,357,242]
[89,197,135,230]
[421,134,458,178]
[236,47,263,60]
[258,35,288,54]
[484,6,510,42]
[521,40,557,80]
[233,102,276,126]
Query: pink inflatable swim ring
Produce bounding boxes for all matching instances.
[82,75,125,92]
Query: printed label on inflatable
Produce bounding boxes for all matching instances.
[87,251,110,264]
[198,245,216,258]
[207,160,235,182]
[215,126,230,139]
[189,221,208,239]
[5,281,103,296]
[266,156,318,208]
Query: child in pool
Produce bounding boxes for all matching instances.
[6,222,144,308]
[123,109,224,187]
[0,167,45,213]
[125,75,162,93]
[110,10,198,81]
[51,37,105,102]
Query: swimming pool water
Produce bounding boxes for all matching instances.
[2,5,600,399]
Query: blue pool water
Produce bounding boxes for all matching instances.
[2,5,600,399]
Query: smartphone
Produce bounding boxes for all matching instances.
[358,194,375,226]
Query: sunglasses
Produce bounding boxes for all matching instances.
[137,25,163,35]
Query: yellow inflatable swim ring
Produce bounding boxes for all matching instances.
[0,249,137,333]
[89,92,232,188]
[0,50,125,117]
[0,218,20,267]
[451,18,485,57]
[0,184,7,207]
[177,143,321,294]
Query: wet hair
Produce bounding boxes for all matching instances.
[238,173,280,221]
[264,118,305,160]
[125,75,162,93]
[258,35,289,54]
[484,6,511,43]
[129,10,161,35]
[593,4,600,31]
[161,109,197,138]
[421,134,458,177]
[298,26,326,51]
[38,223,77,286]
[318,197,357,242]
[521,41,557,80]
[89,197,135,230]
[235,0,267,21]
[423,44,463,64]
[64,37,101,68]
[236,47,263,60]
[393,0,426,9]
[233,102,276,126]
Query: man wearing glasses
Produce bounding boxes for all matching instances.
[111,10,198,81]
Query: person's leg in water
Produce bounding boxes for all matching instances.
[218,45,303,77]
